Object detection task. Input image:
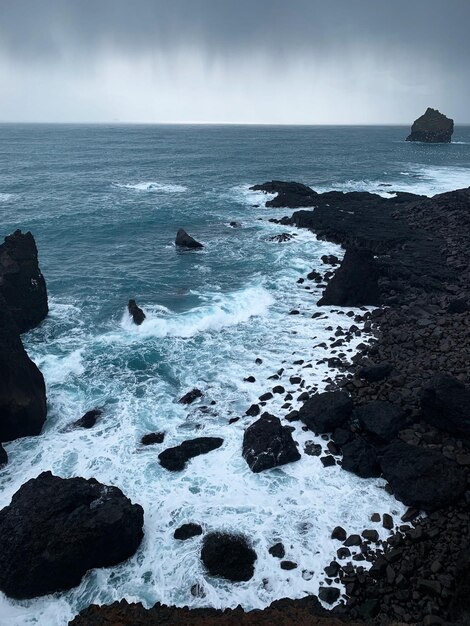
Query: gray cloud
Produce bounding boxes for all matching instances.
[0,0,468,122]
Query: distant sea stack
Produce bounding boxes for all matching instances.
[406,107,454,143]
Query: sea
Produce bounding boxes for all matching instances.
[1,124,470,625]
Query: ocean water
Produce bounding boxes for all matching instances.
[0,124,470,625]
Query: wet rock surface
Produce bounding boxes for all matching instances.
[158,437,223,471]
[175,228,204,249]
[201,532,257,582]
[0,229,48,333]
[243,412,301,472]
[250,181,317,208]
[0,471,144,599]
[128,299,146,325]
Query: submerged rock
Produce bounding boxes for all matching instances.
[0,296,47,442]
[201,532,257,582]
[421,374,470,438]
[0,471,144,599]
[175,229,203,249]
[0,230,48,333]
[406,107,454,143]
[174,523,203,540]
[242,413,300,472]
[380,442,466,511]
[299,391,353,434]
[178,388,203,405]
[128,299,146,325]
[318,248,381,307]
[72,408,102,430]
[158,437,223,471]
[250,181,317,208]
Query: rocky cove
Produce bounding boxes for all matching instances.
[0,180,469,626]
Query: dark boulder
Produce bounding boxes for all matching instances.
[319,586,340,604]
[175,229,203,249]
[128,300,145,325]
[357,363,393,383]
[406,107,454,143]
[421,374,470,438]
[268,542,285,558]
[141,432,165,445]
[448,298,469,314]
[242,413,300,472]
[299,391,353,434]
[174,523,203,540]
[380,442,466,510]
[72,409,102,430]
[321,255,340,266]
[318,248,381,307]
[0,296,47,442]
[0,230,48,333]
[246,404,260,417]
[158,437,223,471]
[341,437,381,478]
[0,443,7,467]
[0,471,143,599]
[355,401,405,443]
[250,181,317,208]
[178,388,203,405]
[201,532,256,582]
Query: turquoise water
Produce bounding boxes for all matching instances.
[0,124,469,625]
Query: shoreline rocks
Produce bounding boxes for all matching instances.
[406,107,454,143]
[201,533,257,582]
[242,413,300,472]
[0,471,144,599]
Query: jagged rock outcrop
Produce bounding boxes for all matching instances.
[175,229,203,249]
[250,181,317,208]
[406,107,454,143]
[0,230,48,333]
[0,471,144,599]
[72,408,102,429]
[128,300,146,325]
[318,248,381,307]
[0,296,47,442]
[201,532,257,582]
[158,437,223,471]
[242,413,300,472]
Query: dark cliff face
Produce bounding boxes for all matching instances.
[406,107,454,143]
[0,295,47,442]
[0,229,48,333]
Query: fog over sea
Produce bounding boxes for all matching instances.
[1,124,470,625]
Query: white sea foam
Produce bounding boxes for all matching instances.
[0,192,13,202]
[113,182,187,193]
[119,286,274,338]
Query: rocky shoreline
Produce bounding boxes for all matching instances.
[0,181,469,626]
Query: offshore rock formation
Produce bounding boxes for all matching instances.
[0,295,47,441]
[406,107,454,143]
[175,228,204,249]
[0,471,144,599]
[128,299,146,325]
[242,413,300,472]
[250,181,317,208]
[0,230,48,333]
[201,532,257,582]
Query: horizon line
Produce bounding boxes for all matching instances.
[1,120,470,127]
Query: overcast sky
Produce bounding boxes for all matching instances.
[0,0,468,124]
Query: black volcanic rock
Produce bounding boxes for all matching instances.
[406,108,454,143]
[318,248,381,307]
[380,442,466,511]
[357,363,393,383]
[174,523,203,540]
[0,230,48,333]
[141,432,165,445]
[128,300,146,325]
[0,471,144,599]
[250,181,317,208]
[0,296,47,442]
[178,388,203,404]
[72,409,102,429]
[158,437,223,471]
[341,437,381,478]
[175,229,203,249]
[299,391,353,434]
[421,374,470,438]
[201,532,257,582]
[242,413,300,472]
[0,443,7,467]
[355,401,405,443]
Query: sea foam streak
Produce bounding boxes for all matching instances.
[113,182,187,193]
[0,193,13,202]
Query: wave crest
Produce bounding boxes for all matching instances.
[113,181,187,193]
